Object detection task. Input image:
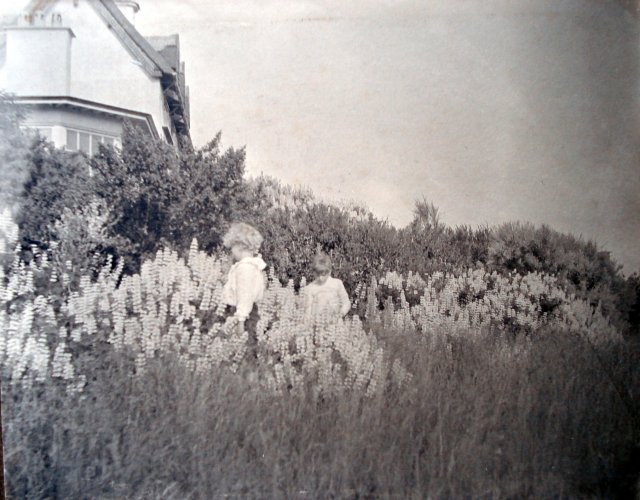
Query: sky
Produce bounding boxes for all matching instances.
[3,0,639,273]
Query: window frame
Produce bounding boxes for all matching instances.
[64,126,118,155]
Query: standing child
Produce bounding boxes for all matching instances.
[303,253,351,321]
[220,223,267,356]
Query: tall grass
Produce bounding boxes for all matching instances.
[4,328,639,498]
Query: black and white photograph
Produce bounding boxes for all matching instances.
[0,0,639,498]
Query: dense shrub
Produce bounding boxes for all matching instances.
[17,140,95,252]
[487,221,630,326]
[248,183,401,293]
[244,177,637,333]
[3,112,250,277]
[90,126,253,274]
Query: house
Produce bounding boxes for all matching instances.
[0,0,190,153]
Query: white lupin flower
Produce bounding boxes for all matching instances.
[2,236,621,396]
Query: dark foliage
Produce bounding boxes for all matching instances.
[90,124,252,274]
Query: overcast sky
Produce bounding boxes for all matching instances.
[3,1,639,272]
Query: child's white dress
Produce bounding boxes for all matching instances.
[303,276,351,320]
[221,255,267,321]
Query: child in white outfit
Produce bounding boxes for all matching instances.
[220,223,267,354]
[303,253,351,321]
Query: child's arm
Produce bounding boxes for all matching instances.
[337,280,351,317]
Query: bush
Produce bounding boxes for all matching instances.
[90,126,252,274]
[17,139,95,252]
[243,178,637,333]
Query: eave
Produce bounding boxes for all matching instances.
[14,95,159,139]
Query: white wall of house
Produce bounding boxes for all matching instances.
[61,0,168,134]
[0,26,73,96]
[0,0,175,144]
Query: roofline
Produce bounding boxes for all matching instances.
[97,0,174,75]
[13,95,160,138]
[96,0,190,140]
[22,0,173,77]
[90,1,162,77]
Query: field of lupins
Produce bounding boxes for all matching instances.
[1,211,639,498]
[1,231,620,397]
[2,236,400,397]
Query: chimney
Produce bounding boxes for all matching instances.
[115,0,140,25]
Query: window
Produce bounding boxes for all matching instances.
[79,132,90,153]
[66,129,78,150]
[162,126,174,145]
[64,127,117,155]
[91,134,103,153]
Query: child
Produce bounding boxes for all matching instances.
[220,223,267,354]
[303,253,351,321]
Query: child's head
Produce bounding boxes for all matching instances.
[312,253,332,278]
[222,222,263,261]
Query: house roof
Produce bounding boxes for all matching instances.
[145,34,180,71]
[97,0,175,76]
[23,0,173,77]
